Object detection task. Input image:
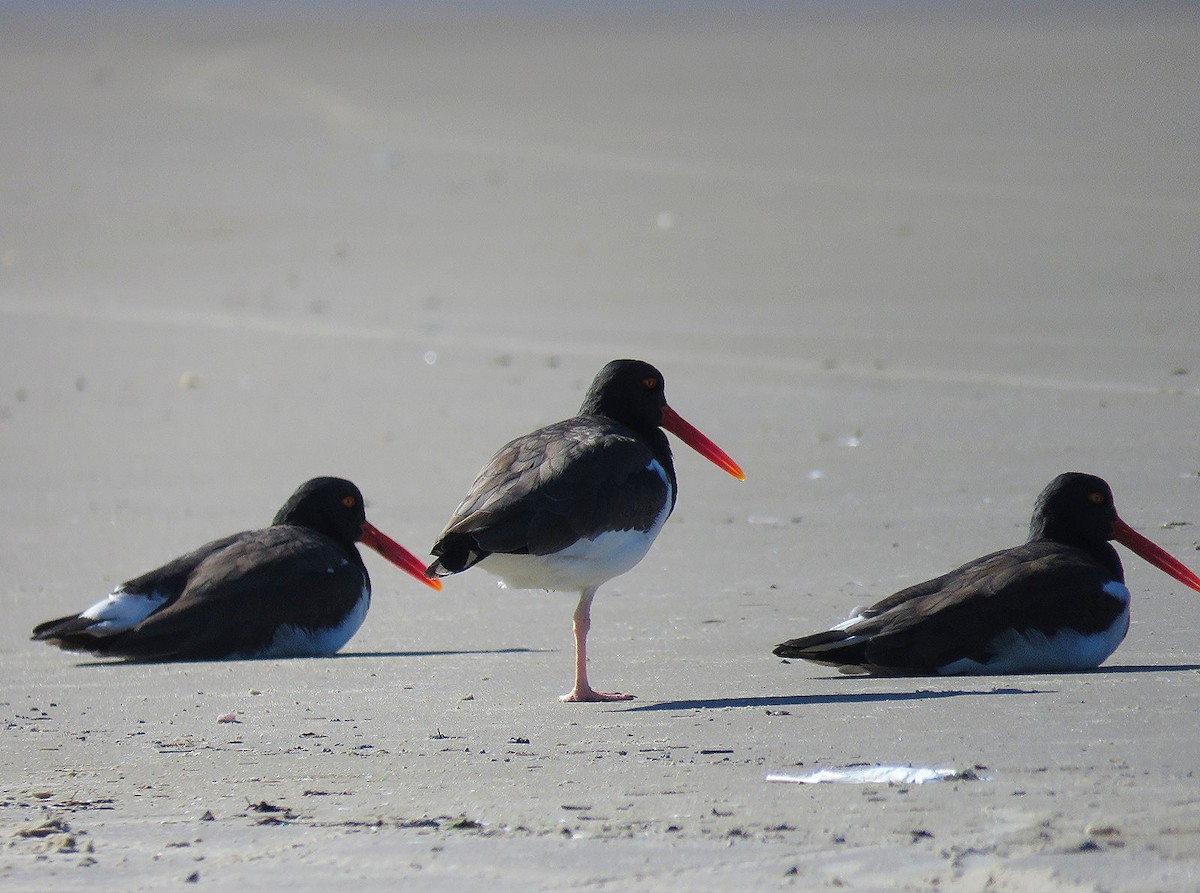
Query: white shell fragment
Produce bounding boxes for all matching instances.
[766,765,987,785]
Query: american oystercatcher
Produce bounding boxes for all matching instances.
[426,359,745,701]
[773,472,1200,674]
[32,477,440,661]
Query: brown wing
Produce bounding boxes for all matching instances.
[72,527,364,661]
[429,416,671,575]
[774,542,1123,671]
[31,531,247,647]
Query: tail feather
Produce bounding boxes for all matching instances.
[773,630,871,667]
[31,614,105,644]
[31,619,199,661]
[426,534,492,578]
[31,614,132,657]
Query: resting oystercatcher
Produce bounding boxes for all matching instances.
[427,359,744,701]
[32,477,440,661]
[774,472,1200,675]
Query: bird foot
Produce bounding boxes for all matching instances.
[560,687,636,703]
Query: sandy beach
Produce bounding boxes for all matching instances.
[2,2,1199,889]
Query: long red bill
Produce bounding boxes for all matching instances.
[1112,517,1200,592]
[360,521,443,591]
[659,404,746,481]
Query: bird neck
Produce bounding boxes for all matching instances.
[1029,522,1125,582]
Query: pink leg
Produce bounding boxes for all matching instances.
[560,587,634,702]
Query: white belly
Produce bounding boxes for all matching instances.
[479,527,659,591]
[477,458,673,592]
[938,581,1131,674]
[257,588,371,658]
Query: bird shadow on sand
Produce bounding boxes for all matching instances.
[622,688,1041,712]
[624,664,1200,711]
[795,663,1200,680]
[74,647,549,667]
[1084,663,1200,674]
[336,647,551,659]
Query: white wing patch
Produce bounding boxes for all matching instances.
[831,610,869,632]
[78,587,170,636]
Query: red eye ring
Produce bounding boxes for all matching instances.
[643,377,659,390]
[341,495,357,509]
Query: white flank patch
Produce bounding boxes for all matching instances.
[79,587,170,635]
[767,765,985,785]
[938,581,1131,674]
[258,587,370,658]
[480,459,673,592]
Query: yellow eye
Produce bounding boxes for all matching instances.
[643,376,659,390]
[1088,491,1105,505]
[341,495,357,509]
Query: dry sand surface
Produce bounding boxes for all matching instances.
[2,2,1200,890]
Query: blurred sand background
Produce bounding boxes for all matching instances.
[2,2,1199,890]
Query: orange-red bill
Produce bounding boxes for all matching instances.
[1112,517,1200,592]
[660,404,746,481]
[360,521,443,590]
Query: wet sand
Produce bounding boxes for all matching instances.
[2,2,1199,890]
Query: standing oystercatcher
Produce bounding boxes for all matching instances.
[32,477,440,661]
[773,472,1200,674]
[427,359,744,701]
